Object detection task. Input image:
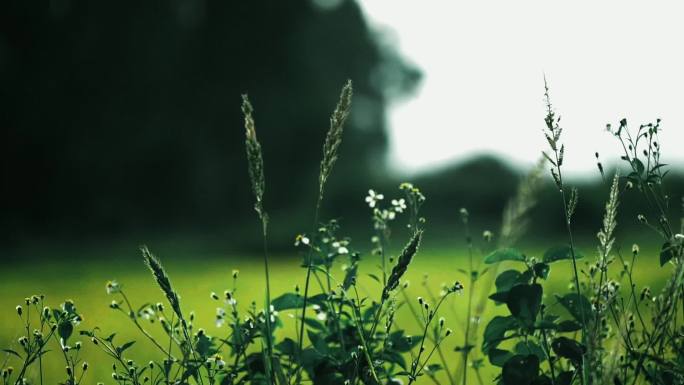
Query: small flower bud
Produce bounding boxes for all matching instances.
[16,306,22,316]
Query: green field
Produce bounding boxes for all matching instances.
[0,239,671,384]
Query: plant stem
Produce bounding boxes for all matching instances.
[261,220,276,385]
[295,198,322,385]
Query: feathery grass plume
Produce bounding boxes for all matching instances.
[141,246,182,320]
[318,79,352,202]
[382,230,423,300]
[500,157,546,247]
[597,174,619,258]
[587,173,620,382]
[242,95,267,226]
[457,158,547,379]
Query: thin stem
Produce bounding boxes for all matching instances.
[462,220,474,385]
[295,197,322,384]
[261,220,276,385]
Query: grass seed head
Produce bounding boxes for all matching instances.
[241,94,268,224]
[318,80,353,201]
[141,245,183,321]
[383,230,423,299]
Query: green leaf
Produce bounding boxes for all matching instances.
[543,246,583,263]
[531,375,553,385]
[382,350,407,370]
[495,270,522,292]
[631,158,645,175]
[660,241,677,266]
[307,330,329,355]
[2,349,22,358]
[275,338,298,356]
[484,248,525,264]
[342,264,357,290]
[533,263,550,280]
[556,320,582,332]
[482,315,518,354]
[58,321,73,342]
[489,291,509,303]
[271,293,327,311]
[505,284,542,328]
[551,336,585,364]
[119,341,136,354]
[556,293,593,323]
[389,331,419,352]
[502,354,540,385]
[514,341,546,362]
[488,349,514,367]
[556,371,575,385]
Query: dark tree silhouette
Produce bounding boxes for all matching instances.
[0,0,420,245]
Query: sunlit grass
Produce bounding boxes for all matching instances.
[1,241,669,384]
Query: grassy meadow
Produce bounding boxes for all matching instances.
[0,237,671,384]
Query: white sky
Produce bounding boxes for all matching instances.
[358,1,684,177]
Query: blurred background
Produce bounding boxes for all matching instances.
[3,0,681,258]
[1,0,683,381]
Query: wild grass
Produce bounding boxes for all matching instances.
[2,80,683,385]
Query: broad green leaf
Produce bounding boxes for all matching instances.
[489,348,513,367]
[58,321,73,342]
[505,284,543,327]
[556,320,582,332]
[543,246,583,263]
[389,330,419,352]
[489,291,509,303]
[533,263,550,279]
[271,293,327,311]
[502,354,540,385]
[482,315,518,353]
[382,350,407,370]
[275,338,297,356]
[495,270,522,292]
[556,293,593,323]
[551,336,585,364]
[514,341,546,362]
[484,248,525,264]
[531,375,553,385]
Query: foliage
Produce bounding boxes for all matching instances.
[2,82,684,385]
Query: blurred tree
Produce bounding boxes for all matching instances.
[0,0,420,245]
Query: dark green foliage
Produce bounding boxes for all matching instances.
[505,284,542,328]
[484,248,526,264]
[502,354,540,385]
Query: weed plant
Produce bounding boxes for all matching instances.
[2,80,683,385]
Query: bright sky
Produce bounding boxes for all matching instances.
[358,1,684,177]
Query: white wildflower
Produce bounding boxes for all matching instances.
[391,198,407,213]
[365,189,384,208]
